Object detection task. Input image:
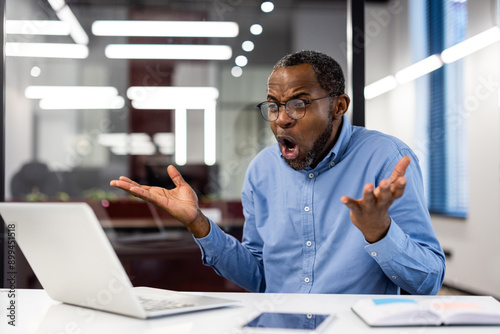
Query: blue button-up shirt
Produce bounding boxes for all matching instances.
[195,115,445,295]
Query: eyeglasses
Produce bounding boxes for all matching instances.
[256,93,338,122]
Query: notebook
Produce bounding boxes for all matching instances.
[352,297,500,326]
[0,202,240,319]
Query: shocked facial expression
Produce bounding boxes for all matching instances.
[267,64,342,170]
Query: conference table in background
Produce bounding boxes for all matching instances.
[1,289,500,333]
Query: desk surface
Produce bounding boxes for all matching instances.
[1,289,500,333]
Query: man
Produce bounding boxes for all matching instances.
[111,51,445,295]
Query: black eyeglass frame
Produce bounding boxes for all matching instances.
[256,93,339,122]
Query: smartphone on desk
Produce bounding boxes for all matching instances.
[240,312,336,333]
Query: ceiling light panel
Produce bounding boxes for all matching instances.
[105,44,232,60]
[47,0,89,45]
[441,26,500,64]
[92,20,239,38]
[127,86,219,109]
[6,20,70,35]
[25,86,124,110]
[364,75,397,100]
[395,55,443,84]
[6,42,89,59]
[39,96,125,110]
[25,86,118,99]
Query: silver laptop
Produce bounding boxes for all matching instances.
[0,202,239,319]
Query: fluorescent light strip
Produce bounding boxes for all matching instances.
[129,133,151,144]
[366,26,500,100]
[110,147,129,155]
[154,133,175,155]
[441,26,500,63]
[39,96,125,110]
[395,54,443,84]
[98,133,129,146]
[25,86,118,99]
[129,145,156,155]
[204,102,216,166]
[47,0,65,10]
[364,75,397,100]
[6,20,70,35]
[92,20,238,38]
[47,0,89,45]
[175,108,187,166]
[26,86,123,110]
[111,145,156,156]
[127,86,219,109]
[6,42,88,59]
[105,44,232,60]
[153,133,175,145]
[99,133,150,146]
[100,133,156,156]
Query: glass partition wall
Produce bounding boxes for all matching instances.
[4,0,349,291]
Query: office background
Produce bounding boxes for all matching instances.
[1,0,499,298]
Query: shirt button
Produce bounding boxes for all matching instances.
[330,161,335,167]
[304,277,310,283]
[371,251,378,257]
[304,206,310,212]
[306,241,312,247]
[307,313,313,319]
[392,275,397,279]
[308,173,315,179]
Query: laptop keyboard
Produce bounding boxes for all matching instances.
[138,296,196,312]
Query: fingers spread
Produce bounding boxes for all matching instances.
[129,186,160,204]
[388,156,411,183]
[167,165,186,188]
[130,186,149,198]
[119,176,140,186]
[110,178,155,202]
[340,196,362,215]
[390,177,407,199]
[110,179,132,190]
[362,183,375,205]
[376,179,392,203]
[110,176,140,189]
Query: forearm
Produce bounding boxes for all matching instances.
[194,220,266,292]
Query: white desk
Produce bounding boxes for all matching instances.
[1,289,499,333]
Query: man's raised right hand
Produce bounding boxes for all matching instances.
[110,165,210,238]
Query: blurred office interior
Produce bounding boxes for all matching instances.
[2,0,500,297]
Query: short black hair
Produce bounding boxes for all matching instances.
[273,50,345,95]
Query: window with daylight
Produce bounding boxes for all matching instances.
[413,0,469,217]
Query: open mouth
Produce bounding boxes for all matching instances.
[277,136,299,160]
